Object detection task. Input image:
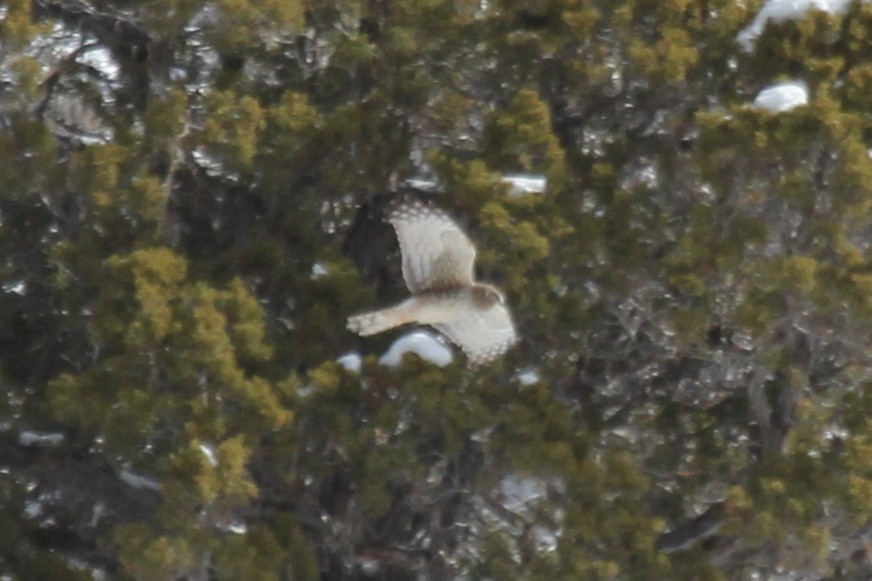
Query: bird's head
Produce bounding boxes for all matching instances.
[472,283,505,308]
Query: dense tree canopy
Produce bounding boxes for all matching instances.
[4,0,872,578]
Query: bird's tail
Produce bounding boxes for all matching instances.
[347,304,411,336]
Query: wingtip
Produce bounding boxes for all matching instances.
[465,339,517,367]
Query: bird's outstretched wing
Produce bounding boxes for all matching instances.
[433,301,517,365]
[388,198,476,294]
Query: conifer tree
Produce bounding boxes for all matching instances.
[3,0,872,578]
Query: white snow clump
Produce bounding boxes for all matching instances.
[337,352,363,373]
[753,81,808,113]
[753,80,809,113]
[379,330,453,368]
[737,0,861,51]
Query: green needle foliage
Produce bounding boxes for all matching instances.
[3,0,872,578]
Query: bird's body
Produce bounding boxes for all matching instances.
[348,285,503,335]
[347,198,517,365]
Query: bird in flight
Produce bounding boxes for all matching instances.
[347,198,517,365]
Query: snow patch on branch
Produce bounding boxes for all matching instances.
[337,352,363,373]
[199,443,218,467]
[380,331,453,368]
[753,80,809,113]
[19,431,64,447]
[738,0,864,51]
[404,173,547,197]
[502,173,547,196]
[516,369,541,385]
[119,469,161,491]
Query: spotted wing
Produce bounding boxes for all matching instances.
[433,301,517,366]
[389,199,476,294]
